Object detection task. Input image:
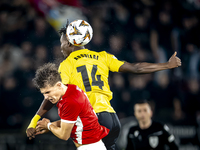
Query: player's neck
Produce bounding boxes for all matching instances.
[60,84,68,99]
[62,84,68,93]
[139,119,152,129]
[73,46,85,51]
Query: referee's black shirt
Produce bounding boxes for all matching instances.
[126,121,179,150]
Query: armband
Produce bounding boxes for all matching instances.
[27,114,41,129]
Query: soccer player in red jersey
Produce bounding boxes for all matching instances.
[33,63,109,150]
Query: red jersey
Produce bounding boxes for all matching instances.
[56,84,109,144]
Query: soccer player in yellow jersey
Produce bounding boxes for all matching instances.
[27,22,181,150]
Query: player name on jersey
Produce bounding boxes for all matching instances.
[74,54,99,60]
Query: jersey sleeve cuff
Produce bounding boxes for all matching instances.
[61,119,76,124]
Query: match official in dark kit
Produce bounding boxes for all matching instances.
[126,100,179,150]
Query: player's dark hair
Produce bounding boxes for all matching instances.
[134,99,149,105]
[134,99,151,109]
[33,63,61,89]
[58,19,72,47]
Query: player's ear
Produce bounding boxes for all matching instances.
[56,81,62,88]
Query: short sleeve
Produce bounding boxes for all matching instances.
[58,60,72,84]
[105,52,125,72]
[60,98,81,123]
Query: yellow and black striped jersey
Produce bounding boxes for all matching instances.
[58,49,124,113]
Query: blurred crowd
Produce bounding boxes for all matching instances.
[0,0,200,134]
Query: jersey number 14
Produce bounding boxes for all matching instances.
[77,65,104,92]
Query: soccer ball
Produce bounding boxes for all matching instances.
[66,20,93,46]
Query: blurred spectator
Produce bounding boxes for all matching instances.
[129,74,152,101]
[182,78,200,125]
[14,56,35,88]
[126,39,154,63]
[107,33,127,60]
[28,17,49,46]
[51,42,64,64]
[20,41,33,57]
[150,10,175,62]
[18,78,43,117]
[188,47,200,78]
[118,90,132,119]
[129,13,151,53]
[170,98,186,125]
[0,76,19,128]
[33,45,49,70]
[87,17,107,52]
[178,14,200,77]
[110,73,126,114]
[105,2,130,34]
[0,43,23,71]
[151,72,178,119]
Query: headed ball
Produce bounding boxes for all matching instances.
[66,20,93,46]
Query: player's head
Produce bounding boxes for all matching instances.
[134,99,153,123]
[58,20,85,58]
[33,63,64,104]
[58,22,73,58]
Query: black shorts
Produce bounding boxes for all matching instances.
[96,112,121,150]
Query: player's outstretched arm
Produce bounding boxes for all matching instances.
[26,99,55,139]
[36,98,55,116]
[119,51,181,74]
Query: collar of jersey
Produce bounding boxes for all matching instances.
[71,49,88,55]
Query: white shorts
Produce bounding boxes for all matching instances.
[77,140,106,150]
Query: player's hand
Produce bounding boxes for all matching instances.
[167,51,181,68]
[37,118,50,130]
[35,128,49,135]
[26,128,36,140]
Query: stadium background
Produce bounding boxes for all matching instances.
[0,0,200,149]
